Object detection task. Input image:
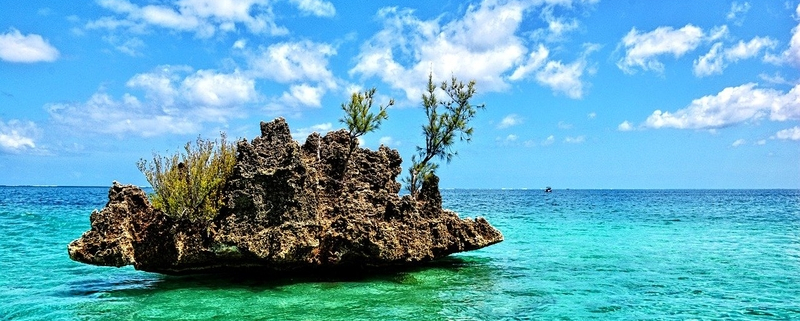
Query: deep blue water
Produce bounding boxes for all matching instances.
[1,187,799,320]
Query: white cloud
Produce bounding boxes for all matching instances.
[288,0,335,17]
[378,136,398,147]
[48,66,256,137]
[278,83,326,107]
[181,70,257,108]
[731,138,746,147]
[511,43,598,99]
[0,28,59,63]
[693,37,777,77]
[247,41,337,85]
[788,4,800,66]
[617,24,705,74]
[48,93,200,137]
[87,0,335,38]
[726,2,751,25]
[292,123,333,141]
[351,1,596,101]
[766,3,800,66]
[618,121,634,131]
[498,114,523,129]
[759,72,794,85]
[244,40,339,111]
[0,119,38,153]
[535,59,587,99]
[531,6,580,42]
[564,135,585,143]
[784,4,800,66]
[587,112,596,119]
[112,37,146,56]
[505,134,518,142]
[542,135,555,146]
[644,83,800,129]
[509,44,549,81]
[756,139,766,145]
[775,126,800,140]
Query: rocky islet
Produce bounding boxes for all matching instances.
[68,118,503,275]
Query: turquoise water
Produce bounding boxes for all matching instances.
[1,187,799,320]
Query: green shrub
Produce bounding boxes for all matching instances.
[136,133,237,221]
[403,73,484,198]
[339,87,393,147]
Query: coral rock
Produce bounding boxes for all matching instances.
[68,118,503,274]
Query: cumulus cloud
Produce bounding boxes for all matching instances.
[244,40,339,109]
[87,0,335,38]
[617,24,712,74]
[0,119,38,153]
[48,65,257,137]
[766,3,800,66]
[788,4,800,66]
[277,83,326,107]
[643,83,800,130]
[537,59,592,99]
[182,70,257,108]
[246,40,337,85]
[693,37,777,77]
[498,114,523,129]
[236,40,343,111]
[731,138,746,147]
[0,28,59,63]
[351,1,596,101]
[617,121,634,131]
[509,43,597,99]
[774,126,800,140]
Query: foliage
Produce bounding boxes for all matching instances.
[339,87,394,151]
[403,73,484,197]
[136,133,237,221]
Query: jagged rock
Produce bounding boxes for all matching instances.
[68,118,503,275]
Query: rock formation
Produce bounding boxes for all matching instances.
[68,118,503,275]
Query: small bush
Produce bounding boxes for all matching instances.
[403,73,484,198]
[137,133,237,221]
[339,87,393,147]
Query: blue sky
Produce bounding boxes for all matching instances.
[1,0,798,189]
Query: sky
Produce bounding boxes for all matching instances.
[0,0,798,189]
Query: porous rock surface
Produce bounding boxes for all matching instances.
[68,118,503,274]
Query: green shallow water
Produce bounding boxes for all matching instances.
[1,187,799,320]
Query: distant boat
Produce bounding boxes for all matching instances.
[545,186,552,193]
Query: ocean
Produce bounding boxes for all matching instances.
[1,187,798,320]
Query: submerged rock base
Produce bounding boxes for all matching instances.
[68,118,503,275]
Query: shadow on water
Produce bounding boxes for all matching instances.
[64,256,495,297]
[51,255,510,320]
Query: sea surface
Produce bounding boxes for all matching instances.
[0,187,798,320]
